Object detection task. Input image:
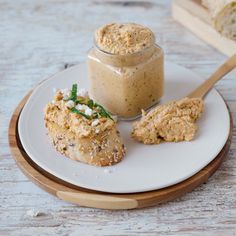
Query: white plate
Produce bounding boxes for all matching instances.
[18,62,230,193]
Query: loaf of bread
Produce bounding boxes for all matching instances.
[202,0,236,40]
[44,85,125,166]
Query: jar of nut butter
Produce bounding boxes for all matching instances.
[87,23,164,119]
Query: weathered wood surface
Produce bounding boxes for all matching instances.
[0,0,236,235]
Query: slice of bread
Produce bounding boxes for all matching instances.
[44,87,125,166]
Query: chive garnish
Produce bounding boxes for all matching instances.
[75,99,84,105]
[94,102,113,120]
[87,99,94,108]
[70,107,91,120]
[68,84,77,102]
[65,83,114,121]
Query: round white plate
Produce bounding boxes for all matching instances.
[18,62,230,193]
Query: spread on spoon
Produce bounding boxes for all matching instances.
[44,84,125,166]
[132,97,204,144]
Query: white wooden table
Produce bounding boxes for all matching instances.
[1,0,236,235]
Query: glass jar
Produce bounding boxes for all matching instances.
[87,42,164,119]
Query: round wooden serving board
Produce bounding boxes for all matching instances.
[9,92,233,210]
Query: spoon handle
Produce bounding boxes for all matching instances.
[188,54,236,98]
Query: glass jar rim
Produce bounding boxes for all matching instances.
[93,40,163,58]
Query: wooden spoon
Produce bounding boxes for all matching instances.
[188,54,236,98]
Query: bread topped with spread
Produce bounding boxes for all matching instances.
[44,84,125,166]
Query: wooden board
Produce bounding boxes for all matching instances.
[172,0,236,56]
[8,92,233,210]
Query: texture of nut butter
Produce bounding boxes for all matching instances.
[87,23,164,118]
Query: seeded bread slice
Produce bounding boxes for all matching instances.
[44,91,125,166]
[45,121,125,166]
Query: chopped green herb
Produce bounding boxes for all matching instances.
[70,107,91,120]
[94,102,113,120]
[75,99,84,105]
[68,84,77,102]
[65,84,114,121]
[87,99,94,108]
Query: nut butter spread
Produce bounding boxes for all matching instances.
[132,97,204,144]
[87,23,164,119]
[95,23,155,55]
